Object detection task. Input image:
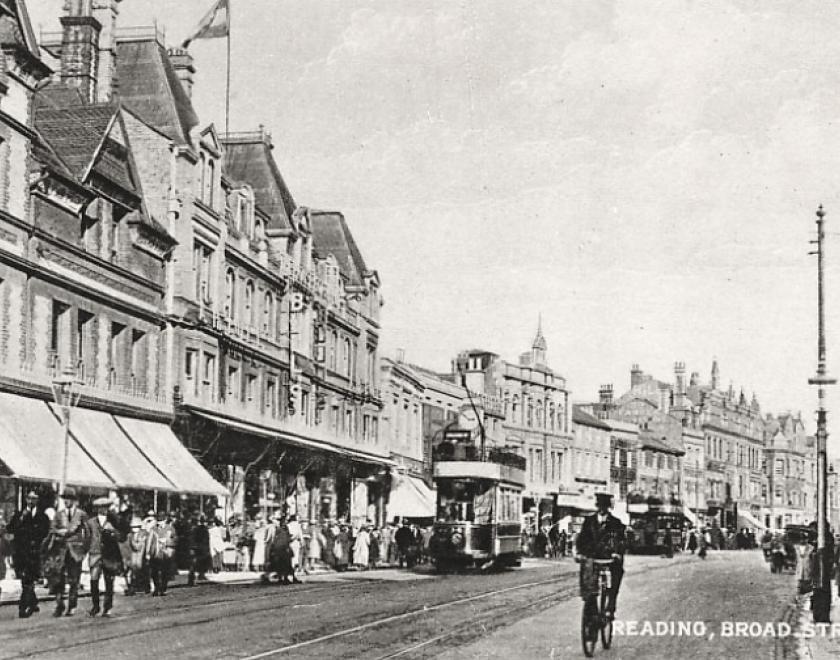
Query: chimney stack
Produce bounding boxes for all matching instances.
[168,47,196,98]
[630,363,642,388]
[59,0,122,103]
[92,0,122,102]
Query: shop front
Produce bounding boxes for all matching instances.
[0,392,227,520]
[179,408,394,527]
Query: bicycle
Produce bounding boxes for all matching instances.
[581,558,615,657]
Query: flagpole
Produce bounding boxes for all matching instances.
[225,0,231,137]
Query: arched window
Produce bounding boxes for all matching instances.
[207,160,215,207]
[549,404,556,430]
[255,217,264,239]
[263,291,273,335]
[244,280,255,327]
[198,152,206,200]
[224,268,236,318]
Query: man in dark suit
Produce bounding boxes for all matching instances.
[7,491,50,618]
[146,511,177,596]
[51,487,89,617]
[576,493,626,618]
[87,497,124,617]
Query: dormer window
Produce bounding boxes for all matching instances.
[236,193,255,237]
[198,151,215,208]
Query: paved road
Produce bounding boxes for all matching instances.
[439,550,796,660]
[0,552,790,659]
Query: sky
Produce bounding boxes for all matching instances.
[29,1,840,444]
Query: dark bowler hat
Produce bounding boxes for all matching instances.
[62,486,78,500]
[594,492,613,504]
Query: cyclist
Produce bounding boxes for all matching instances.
[576,492,626,619]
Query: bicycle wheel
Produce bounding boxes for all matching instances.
[581,597,598,657]
[600,587,613,649]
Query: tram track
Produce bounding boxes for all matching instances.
[4,557,689,659]
[239,555,691,660]
[239,574,576,659]
[0,579,385,659]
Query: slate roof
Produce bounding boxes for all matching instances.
[116,39,198,145]
[222,137,296,230]
[310,210,368,286]
[572,405,611,430]
[33,103,136,195]
[639,431,684,455]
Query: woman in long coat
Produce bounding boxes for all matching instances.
[321,522,335,567]
[268,518,294,584]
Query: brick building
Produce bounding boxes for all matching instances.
[28,1,388,527]
[0,0,226,517]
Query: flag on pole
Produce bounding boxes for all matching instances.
[182,0,229,48]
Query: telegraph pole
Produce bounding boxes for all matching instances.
[809,204,836,623]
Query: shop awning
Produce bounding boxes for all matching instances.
[737,510,765,531]
[191,410,396,467]
[114,416,228,497]
[0,393,114,489]
[683,507,699,527]
[48,403,175,492]
[387,474,436,520]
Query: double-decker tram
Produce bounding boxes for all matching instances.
[626,495,686,554]
[429,446,526,571]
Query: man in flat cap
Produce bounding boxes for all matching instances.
[86,497,124,617]
[7,491,50,618]
[50,487,89,617]
[576,492,626,619]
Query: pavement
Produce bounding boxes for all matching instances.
[437,550,795,660]
[795,586,840,658]
[1,557,535,606]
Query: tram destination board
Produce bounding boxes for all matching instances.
[444,429,473,442]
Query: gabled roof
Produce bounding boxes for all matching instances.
[0,0,41,60]
[33,102,136,195]
[116,39,198,145]
[310,210,368,286]
[573,405,611,430]
[222,135,296,230]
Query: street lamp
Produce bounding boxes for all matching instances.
[808,205,836,623]
[51,365,83,503]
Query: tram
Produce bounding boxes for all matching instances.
[626,497,685,554]
[429,446,526,571]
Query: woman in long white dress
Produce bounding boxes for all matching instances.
[252,517,267,572]
[209,520,226,573]
[353,526,370,570]
[307,522,322,573]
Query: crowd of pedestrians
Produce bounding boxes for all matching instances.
[0,489,441,619]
